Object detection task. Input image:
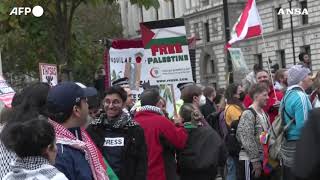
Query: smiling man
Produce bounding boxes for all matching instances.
[243,69,283,123]
[87,86,147,180]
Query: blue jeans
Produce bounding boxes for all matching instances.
[226,156,237,180]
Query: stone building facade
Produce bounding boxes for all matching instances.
[119,0,320,88]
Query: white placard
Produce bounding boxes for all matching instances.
[39,63,58,86]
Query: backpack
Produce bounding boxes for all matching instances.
[268,89,297,160]
[226,108,257,156]
[206,109,228,139]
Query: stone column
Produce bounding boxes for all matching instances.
[143,7,157,22]
[186,0,191,10]
[179,0,186,17]
[119,0,128,37]
[164,0,171,19]
[132,5,140,34]
[168,0,174,18]
[127,4,134,36]
[191,0,197,8]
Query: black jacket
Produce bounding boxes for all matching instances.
[177,125,226,180]
[86,114,147,180]
[200,98,217,119]
[294,109,320,180]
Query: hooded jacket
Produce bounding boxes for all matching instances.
[134,106,188,180]
[87,111,147,180]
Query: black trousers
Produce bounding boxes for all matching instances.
[283,165,296,180]
[238,160,271,180]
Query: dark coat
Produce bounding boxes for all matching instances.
[54,128,93,180]
[294,109,320,180]
[177,125,226,180]
[87,117,147,180]
[200,98,217,119]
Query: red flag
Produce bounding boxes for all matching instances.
[226,0,263,48]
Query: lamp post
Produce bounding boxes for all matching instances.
[223,0,233,83]
[288,0,296,64]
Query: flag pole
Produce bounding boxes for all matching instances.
[0,49,3,75]
[261,34,278,101]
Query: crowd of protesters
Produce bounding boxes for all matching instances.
[1,52,320,180]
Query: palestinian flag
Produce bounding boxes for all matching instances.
[140,19,193,85]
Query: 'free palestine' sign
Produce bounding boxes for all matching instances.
[140,18,193,85]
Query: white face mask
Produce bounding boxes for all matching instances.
[199,95,206,106]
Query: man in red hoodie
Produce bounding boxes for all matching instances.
[134,88,188,180]
[243,69,283,123]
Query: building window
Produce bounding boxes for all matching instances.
[255,54,263,68]
[300,45,311,69]
[212,83,217,89]
[204,21,210,42]
[156,9,159,20]
[212,18,218,34]
[189,49,196,81]
[300,1,308,25]
[202,0,209,6]
[277,50,286,68]
[205,54,215,74]
[139,6,144,22]
[300,45,311,57]
[170,0,175,18]
[194,23,200,39]
[275,8,283,30]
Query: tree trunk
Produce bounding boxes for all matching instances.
[53,0,79,81]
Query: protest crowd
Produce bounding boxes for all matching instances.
[0,52,319,180]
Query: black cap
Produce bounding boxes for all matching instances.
[112,77,129,86]
[47,82,96,114]
[177,82,194,91]
[75,82,98,97]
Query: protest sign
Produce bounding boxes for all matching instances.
[228,48,249,71]
[39,63,58,86]
[140,18,193,85]
[109,46,181,117]
[109,47,146,103]
[0,75,15,107]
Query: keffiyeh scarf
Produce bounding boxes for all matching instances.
[49,120,109,180]
[94,111,138,129]
[3,156,67,180]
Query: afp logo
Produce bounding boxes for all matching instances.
[9,6,44,17]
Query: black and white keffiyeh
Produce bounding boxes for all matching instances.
[92,110,138,129]
[0,140,16,179]
[3,156,68,180]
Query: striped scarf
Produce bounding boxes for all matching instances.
[49,120,109,180]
